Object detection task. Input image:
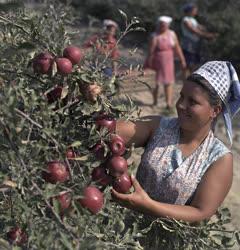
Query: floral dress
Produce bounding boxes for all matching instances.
[136,117,230,205]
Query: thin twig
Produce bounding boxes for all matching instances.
[14,108,59,147]
[0,15,30,35]
[15,108,43,129]
[31,180,78,239]
[0,68,46,85]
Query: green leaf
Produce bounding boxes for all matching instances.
[70,141,82,147]
[60,232,74,250]
[118,9,128,21]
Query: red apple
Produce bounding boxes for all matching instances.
[79,186,104,214]
[109,134,126,156]
[66,148,76,159]
[42,161,69,184]
[91,142,106,160]
[7,227,27,245]
[107,156,128,177]
[51,191,71,215]
[46,86,62,104]
[33,52,53,74]
[91,166,112,186]
[55,58,72,74]
[95,115,116,133]
[113,173,132,193]
[63,46,82,65]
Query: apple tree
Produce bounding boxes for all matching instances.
[0,2,143,249]
[0,2,239,250]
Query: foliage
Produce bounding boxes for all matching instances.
[73,0,240,71]
[0,1,239,250]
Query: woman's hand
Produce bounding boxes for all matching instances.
[181,60,187,70]
[111,175,152,213]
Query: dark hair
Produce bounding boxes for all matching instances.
[183,3,196,14]
[187,74,222,107]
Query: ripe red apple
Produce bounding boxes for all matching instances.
[63,46,82,65]
[33,52,53,74]
[42,161,69,184]
[66,148,76,159]
[46,86,62,104]
[95,115,116,133]
[109,134,126,156]
[91,166,112,186]
[91,142,106,160]
[7,227,27,245]
[113,173,132,193]
[107,156,128,177]
[55,58,72,74]
[79,186,104,214]
[51,191,71,215]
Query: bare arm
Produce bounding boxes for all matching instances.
[172,32,186,69]
[184,20,215,39]
[116,116,160,148]
[146,35,157,68]
[112,153,233,222]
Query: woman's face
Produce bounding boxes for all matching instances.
[176,81,217,131]
[105,26,117,36]
[158,21,169,33]
[191,7,198,16]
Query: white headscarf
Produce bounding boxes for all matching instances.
[103,19,118,29]
[157,16,173,25]
[193,61,240,145]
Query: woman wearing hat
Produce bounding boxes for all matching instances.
[144,16,186,109]
[111,61,240,222]
[181,3,218,76]
[83,19,120,76]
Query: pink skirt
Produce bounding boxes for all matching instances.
[152,50,174,85]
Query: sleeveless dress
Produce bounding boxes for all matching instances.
[151,30,175,85]
[136,117,230,205]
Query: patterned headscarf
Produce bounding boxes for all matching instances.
[193,61,240,145]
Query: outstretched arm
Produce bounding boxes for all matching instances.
[184,20,216,39]
[112,153,233,222]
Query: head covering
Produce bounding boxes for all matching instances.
[157,16,173,25]
[193,61,240,145]
[103,19,118,29]
[182,3,196,13]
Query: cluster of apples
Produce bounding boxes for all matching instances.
[38,114,132,216]
[33,46,82,75]
[32,46,83,104]
[6,149,75,245]
[82,114,133,214]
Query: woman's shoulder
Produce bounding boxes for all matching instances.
[208,136,231,163]
[212,137,230,152]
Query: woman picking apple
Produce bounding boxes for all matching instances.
[110,61,240,222]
